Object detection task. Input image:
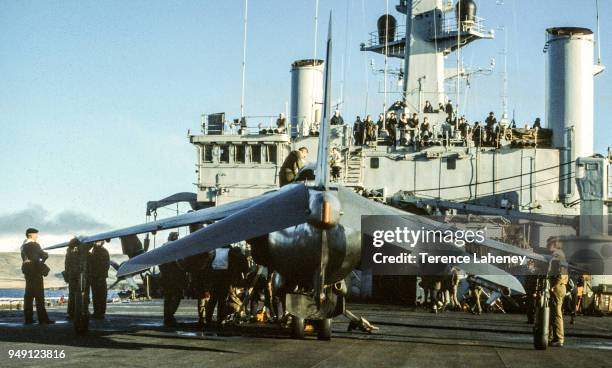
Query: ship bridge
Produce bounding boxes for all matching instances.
[189,113,292,205]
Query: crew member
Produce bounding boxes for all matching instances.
[407,113,419,128]
[423,100,434,113]
[206,246,248,329]
[442,117,453,144]
[431,276,443,313]
[467,277,483,315]
[420,117,431,142]
[159,232,188,326]
[206,246,231,328]
[330,110,344,125]
[248,266,275,322]
[364,115,376,144]
[547,237,568,347]
[276,113,287,133]
[21,228,54,324]
[445,100,454,117]
[353,116,363,145]
[419,276,432,308]
[64,238,80,320]
[450,267,461,311]
[88,240,110,320]
[472,121,483,145]
[533,117,541,129]
[398,113,409,145]
[376,113,384,134]
[279,147,308,187]
[458,116,469,139]
[330,147,342,181]
[406,113,419,144]
[565,276,577,325]
[385,113,397,145]
[183,251,214,327]
[398,112,408,129]
[485,112,497,145]
[441,274,453,311]
[387,111,398,129]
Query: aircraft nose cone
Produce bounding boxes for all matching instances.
[307,191,342,228]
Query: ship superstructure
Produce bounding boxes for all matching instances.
[188,0,610,297]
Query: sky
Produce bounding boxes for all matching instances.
[1,0,610,253]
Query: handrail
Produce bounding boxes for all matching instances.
[365,16,489,48]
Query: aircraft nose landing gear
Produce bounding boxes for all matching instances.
[289,316,332,340]
[316,318,332,340]
[74,270,90,335]
[291,316,305,339]
[533,276,550,350]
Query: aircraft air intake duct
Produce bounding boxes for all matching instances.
[290,59,324,137]
[544,27,597,202]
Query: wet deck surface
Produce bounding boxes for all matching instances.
[1,300,611,367]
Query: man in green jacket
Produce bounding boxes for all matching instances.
[279,147,308,187]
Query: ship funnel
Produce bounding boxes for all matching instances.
[290,59,324,137]
[544,27,602,202]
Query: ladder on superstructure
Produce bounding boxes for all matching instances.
[343,150,363,187]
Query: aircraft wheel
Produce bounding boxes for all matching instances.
[317,318,332,341]
[291,315,305,339]
[74,272,89,336]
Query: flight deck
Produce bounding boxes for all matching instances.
[1,300,611,368]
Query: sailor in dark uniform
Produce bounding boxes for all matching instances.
[445,100,454,117]
[205,246,231,328]
[21,228,54,324]
[159,232,188,326]
[276,113,287,133]
[88,240,110,319]
[353,116,362,144]
[330,110,344,125]
[279,147,308,187]
[64,238,81,320]
[533,117,541,129]
[181,250,214,327]
[485,112,497,145]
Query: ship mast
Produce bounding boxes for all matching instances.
[240,0,249,119]
[383,0,390,130]
[402,0,413,110]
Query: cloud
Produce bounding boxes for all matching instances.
[0,205,109,235]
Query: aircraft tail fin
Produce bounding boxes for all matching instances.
[314,12,333,189]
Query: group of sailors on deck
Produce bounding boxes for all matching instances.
[270,100,544,148]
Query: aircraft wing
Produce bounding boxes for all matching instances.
[117,183,310,277]
[338,186,547,262]
[338,186,528,293]
[45,188,282,250]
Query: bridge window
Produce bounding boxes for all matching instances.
[251,145,262,163]
[219,145,230,163]
[370,157,379,169]
[234,144,246,164]
[203,145,213,163]
[265,144,277,164]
